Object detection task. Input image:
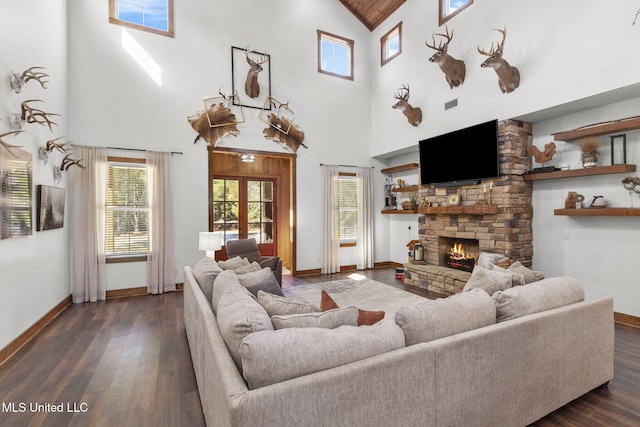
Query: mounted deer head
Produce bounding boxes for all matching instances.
[20,99,60,131]
[10,66,49,93]
[392,84,422,127]
[478,27,520,94]
[188,89,240,146]
[244,46,269,99]
[425,26,466,89]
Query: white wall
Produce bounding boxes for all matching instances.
[66,0,382,285]
[0,0,69,350]
[531,97,640,317]
[369,0,640,158]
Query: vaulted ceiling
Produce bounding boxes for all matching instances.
[338,0,406,31]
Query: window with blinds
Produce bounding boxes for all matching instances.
[0,148,33,240]
[335,174,357,243]
[105,160,149,255]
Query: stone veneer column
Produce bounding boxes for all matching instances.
[405,120,533,295]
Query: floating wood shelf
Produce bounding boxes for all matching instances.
[523,164,636,181]
[381,209,419,215]
[418,205,498,215]
[392,185,419,193]
[554,208,640,217]
[381,163,419,174]
[552,116,640,142]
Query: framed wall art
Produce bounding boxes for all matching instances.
[36,185,65,231]
[231,45,271,110]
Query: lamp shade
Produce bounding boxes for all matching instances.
[199,232,222,252]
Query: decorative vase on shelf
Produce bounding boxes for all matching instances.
[581,152,598,168]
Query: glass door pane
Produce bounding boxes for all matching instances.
[212,178,239,244]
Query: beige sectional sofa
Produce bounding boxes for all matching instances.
[183,264,614,427]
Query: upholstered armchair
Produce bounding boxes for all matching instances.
[225,238,283,286]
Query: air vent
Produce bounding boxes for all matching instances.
[444,99,458,110]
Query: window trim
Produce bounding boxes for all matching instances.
[317,29,354,81]
[380,22,402,66]
[105,156,149,264]
[439,0,473,26]
[108,0,175,38]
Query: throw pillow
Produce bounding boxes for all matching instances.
[243,273,284,297]
[508,261,545,284]
[211,270,244,315]
[270,306,359,330]
[462,267,504,295]
[240,319,405,389]
[193,257,223,303]
[218,256,250,270]
[477,252,507,269]
[395,288,496,346]
[488,264,526,286]
[237,267,273,286]
[257,291,320,317]
[320,290,385,326]
[493,276,584,322]
[234,261,262,275]
[216,286,273,370]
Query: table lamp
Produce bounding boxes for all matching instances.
[198,232,222,259]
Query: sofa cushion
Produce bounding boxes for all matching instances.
[270,306,359,330]
[257,291,320,317]
[240,319,405,389]
[233,261,262,275]
[489,264,526,286]
[211,270,244,314]
[493,276,584,322]
[395,288,496,346]
[462,267,510,295]
[321,290,385,326]
[477,252,507,268]
[507,261,545,283]
[218,256,250,270]
[216,286,273,370]
[243,273,284,297]
[237,267,273,285]
[193,257,223,302]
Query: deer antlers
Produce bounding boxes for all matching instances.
[59,154,85,171]
[20,99,60,131]
[244,45,269,67]
[45,137,71,153]
[10,66,50,93]
[425,25,454,52]
[478,27,508,57]
[0,131,24,158]
[393,84,411,101]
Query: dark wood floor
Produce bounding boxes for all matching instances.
[0,268,638,426]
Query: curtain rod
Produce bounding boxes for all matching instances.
[320,163,375,168]
[107,146,183,155]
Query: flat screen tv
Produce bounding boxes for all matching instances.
[419,119,499,186]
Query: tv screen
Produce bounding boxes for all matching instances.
[419,119,499,186]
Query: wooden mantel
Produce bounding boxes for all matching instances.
[418,205,498,215]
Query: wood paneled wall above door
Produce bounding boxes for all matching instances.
[208,147,296,273]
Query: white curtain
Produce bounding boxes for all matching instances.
[70,145,108,303]
[356,167,374,269]
[146,151,175,294]
[321,165,340,274]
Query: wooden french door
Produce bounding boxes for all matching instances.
[211,177,277,256]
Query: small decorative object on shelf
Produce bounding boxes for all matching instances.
[589,196,607,208]
[621,176,639,207]
[580,138,600,168]
[448,193,460,206]
[408,192,419,209]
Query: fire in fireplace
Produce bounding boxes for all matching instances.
[447,242,476,272]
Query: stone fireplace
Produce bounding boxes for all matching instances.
[404,120,533,295]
